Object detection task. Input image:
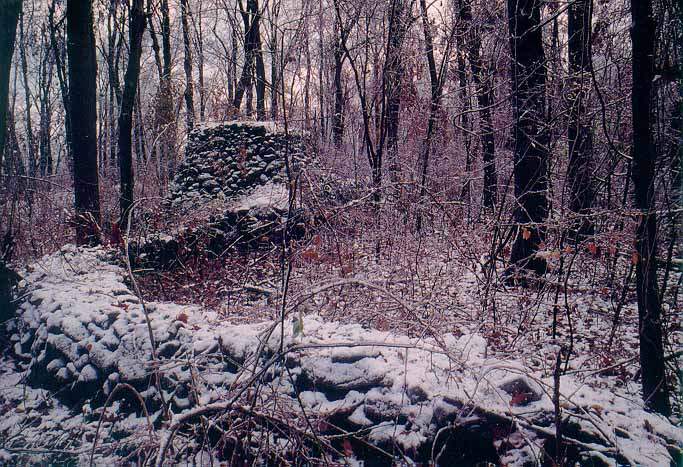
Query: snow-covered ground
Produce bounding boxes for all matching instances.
[1,245,681,465]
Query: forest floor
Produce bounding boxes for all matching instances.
[1,171,682,465]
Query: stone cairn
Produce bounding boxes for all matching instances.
[134,122,308,267]
[168,121,305,208]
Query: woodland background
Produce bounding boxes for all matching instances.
[0,0,681,458]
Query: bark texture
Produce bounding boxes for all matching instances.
[507,0,549,276]
[118,0,147,221]
[630,0,670,416]
[67,0,101,245]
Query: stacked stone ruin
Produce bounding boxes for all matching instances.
[168,121,305,208]
[134,122,308,267]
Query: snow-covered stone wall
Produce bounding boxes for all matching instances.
[6,246,682,466]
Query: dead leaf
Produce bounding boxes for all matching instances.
[312,234,323,246]
[342,439,354,457]
[302,248,319,262]
[588,242,598,256]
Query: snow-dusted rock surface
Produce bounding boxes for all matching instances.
[3,246,682,465]
[168,121,305,208]
[131,122,309,266]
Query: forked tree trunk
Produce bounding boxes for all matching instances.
[630,0,670,416]
[67,0,101,245]
[416,0,449,232]
[507,0,549,277]
[118,0,146,222]
[234,0,261,114]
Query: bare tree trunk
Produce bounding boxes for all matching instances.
[566,0,595,238]
[196,0,206,121]
[269,1,280,120]
[104,0,125,170]
[507,0,549,277]
[229,20,237,103]
[630,0,670,416]
[416,0,451,231]
[304,22,311,129]
[253,11,266,121]
[38,25,54,176]
[19,12,37,178]
[67,0,101,245]
[180,0,195,131]
[47,0,71,167]
[118,0,146,222]
[158,0,176,180]
[134,88,146,163]
[0,0,22,322]
[105,1,117,169]
[332,13,351,146]
[456,48,473,208]
[147,4,163,81]
[6,110,25,178]
[0,0,21,166]
[383,0,408,182]
[458,0,497,211]
[234,0,259,113]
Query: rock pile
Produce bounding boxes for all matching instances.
[11,247,196,405]
[7,246,681,466]
[168,121,305,208]
[130,122,310,266]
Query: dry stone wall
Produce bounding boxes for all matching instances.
[168,121,305,208]
[7,246,679,466]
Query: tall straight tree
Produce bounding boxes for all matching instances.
[383,0,408,180]
[118,0,146,222]
[630,0,670,415]
[566,0,595,238]
[156,0,177,179]
[0,0,22,170]
[38,25,54,176]
[67,0,101,245]
[180,0,195,131]
[459,0,498,211]
[507,0,549,276]
[332,12,351,146]
[18,12,36,177]
[0,0,22,322]
[48,0,71,166]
